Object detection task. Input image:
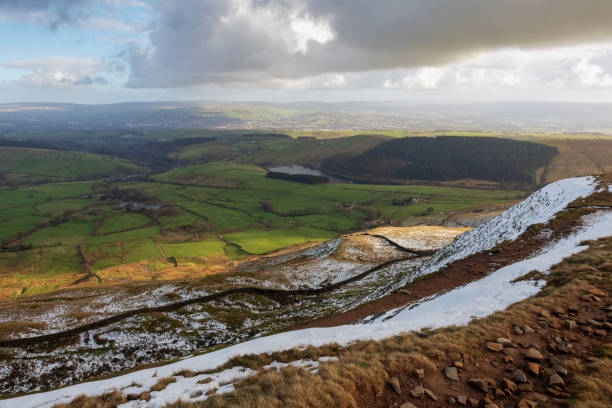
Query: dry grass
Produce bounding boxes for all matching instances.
[52,391,126,408]
[163,234,612,408]
[150,376,177,392]
[567,344,612,408]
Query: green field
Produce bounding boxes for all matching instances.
[0,146,147,183]
[0,144,528,298]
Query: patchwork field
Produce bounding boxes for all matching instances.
[0,161,524,299]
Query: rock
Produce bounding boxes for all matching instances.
[581,325,593,334]
[445,366,460,381]
[580,294,594,301]
[468,378,489,393]
[529,392,549,402]
[504,347,520,360]
[424,388,437,401]
[549,320,562,329]
[485,404,500,408]
[549,374,564,387]
[455,361,464,369]
[552,363,568,376]
[594,329,607,336]
[139,392,151,401]
[503,377,518,393]
[547,388,571,398]
[448,396,457,405]
[517,400,529,408]
[513,369,528,383]
[388,377,401,395]
[513,326,524,335]
[487,342,505,352]
[525,348,543,361]
[527,362,540,375]
[587,319,603,327]
[588,288,605,296]
[468,397,480,407]
[518,383,534,392]
[410,385,424,398]
[593,295,602,302]
[400,403,418,408]
[566,320,577,330]
[553,307,565,316]
[522,325,535,334]
[127,394,139,401]
[495,388,506,398]
[504,355,513,364]
[415,368,424,380]
[497,337,512,345]
[457,395,468,406]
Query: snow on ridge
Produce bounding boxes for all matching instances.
[5,179,609,408]
[420,176,597,278]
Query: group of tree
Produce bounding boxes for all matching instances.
[266,171,330,184]
[321,136,557,187]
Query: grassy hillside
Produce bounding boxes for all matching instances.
[0,147,146,184]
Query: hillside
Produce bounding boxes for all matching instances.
[0,146,146,185]
[2,174,610,407]
[322,136,558,187]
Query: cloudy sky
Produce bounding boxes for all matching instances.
[1,0,612,104]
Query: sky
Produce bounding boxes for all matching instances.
[1,0,612,104]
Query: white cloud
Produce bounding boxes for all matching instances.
[573,55,612,87]
[2,57,109,87]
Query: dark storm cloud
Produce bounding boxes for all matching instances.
[21,0,606,88]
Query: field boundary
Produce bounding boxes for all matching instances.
[0,255,420,347]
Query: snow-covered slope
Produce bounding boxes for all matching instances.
[420,176,597,276]
[3,176,607,408]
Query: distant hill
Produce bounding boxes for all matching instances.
[321,136,558,186]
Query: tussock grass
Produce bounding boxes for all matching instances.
[150,376,177,392]
[52,391,125,408]
[162,235,612,408]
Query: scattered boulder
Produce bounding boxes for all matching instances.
[448,396,457,405]
[468,397,480,407]
[415,368,424,380]
[388,377,401,395]
[588,288,605,296]
[525,348,543,361]
[522,325,535,334]
[566,320,577,330]
[527,362,540,375]
[549,374,564,387]
[552,363,568,376]
[496,337,512,346]
[468,378,489,393]
[518,383,534,393]
[445,366,460,381]
[424,388,438,401]
[127,394,139,401]
[513,326,524,335]
[513,369,528,383]
[587,319,603,327]
[457,395,468,406]
[400,403,418,408]
[410,385,424,398]
[502,377,517,393]
[487,342,504,352]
